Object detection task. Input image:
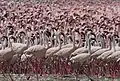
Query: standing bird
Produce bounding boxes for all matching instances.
[1,34,29,65]
[10,32,30,57]
[54,29,79,58]
[23,29,52,59]
[106,37,120,61]
[61,28,76,49]
[0,36,15,62]
[70,32,94,63]
[61,34,73,49]
[91,33,110,58]
[70,29,101,58]
[45,31,61,58]
[97,34,120,60]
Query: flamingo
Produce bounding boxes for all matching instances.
[94,33,120,78]
[53,29,79,58]
[97,34,120,61]
[97,35,116,60]
[70,32,94,63]
[50,28,80,75]
[91,33,110,58]
[70,31,107,77]
[1,36,8,49]
[109,52,120,62]
[8,34,30,63]
[60,28,78,49]
[106,39,120,61]
[23,29,52,59]
[8,29,30,55]
[0,34,30,68]
[70,29,101,58]
[56,29,73,49]
[70,33,94,80]
[16,27,26,43]
[21,29,52,75]
[45,31,61,58]
[0,36,15,62]
[61,34,73,48]
[113,39,120,61]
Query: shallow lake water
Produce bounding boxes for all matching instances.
[0,74,120,81]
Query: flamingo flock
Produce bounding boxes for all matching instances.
[0,0,120,80]
[0,25,120,79]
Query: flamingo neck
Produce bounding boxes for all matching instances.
[61,33,65,45]
[55,31,59,47]
[108,35,113,50]
[73,31,75,48]
[1,41,4,50]
[100,34,106,48]
[26,36,30,47]
[118,38,120,47]
[44,31,51,49]
[34,36,38,45]
[96,33,100,46]
[50,36,53,47]
[39,31,43,45]
[88,37,91,54]
[43,30,46,47]
[67,35,71,44]
[58,34,61,49]
[18,37,22,43]
[64,34,67,45]
[3,38,7,49]
[17,36,20,43]
[8,37,12,50]
[77,32,82,47]
[46,37,52,50]
[22,37,25,44]
[85,32,89,48]
[112,36,116,52]
[4,27,7,36]
[46,36,49,48]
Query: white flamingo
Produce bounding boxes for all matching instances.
[0,36,15,62]
[97,35,120,60]
[91,34,110,58]
[45,32,61,58]
[3,34,30,65]
[106,38,120,61]
[70,34,92,63]
[61,35,73,48]
[53,29,79,58]
[9,33,30,61]
[61,28,77,49]
[70,30,101,58]
[23,29,52,59]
